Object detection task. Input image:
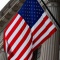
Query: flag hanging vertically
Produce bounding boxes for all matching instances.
[4,0,57,60]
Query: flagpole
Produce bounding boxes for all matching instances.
[41,0,60,28]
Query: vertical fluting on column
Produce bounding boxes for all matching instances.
[39,1,60,60]
[0,51,7,60]
[0,32,7,60]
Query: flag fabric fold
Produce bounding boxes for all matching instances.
[4,0,57,60]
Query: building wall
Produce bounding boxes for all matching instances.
[0,0,60,60]
[37,0,60,60]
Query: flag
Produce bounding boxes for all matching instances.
[4,0,57,60]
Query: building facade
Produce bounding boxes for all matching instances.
[0,0,60,60]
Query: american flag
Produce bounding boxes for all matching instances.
[4,0,57,60]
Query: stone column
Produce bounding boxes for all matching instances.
[0,51,7,60]
[0,32,7,60]
[38,0,60,60]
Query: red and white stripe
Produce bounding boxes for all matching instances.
[31,12,57,51]
[4,13,33,60]
[4,12,57,60]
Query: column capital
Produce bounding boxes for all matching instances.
[43,0,60,3]
[42,0,60,6]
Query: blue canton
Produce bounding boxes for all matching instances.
[18,0,44,28]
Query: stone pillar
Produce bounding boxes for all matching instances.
[38,1,60,60]
[0,51,7,60]
[0,32,7,60]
